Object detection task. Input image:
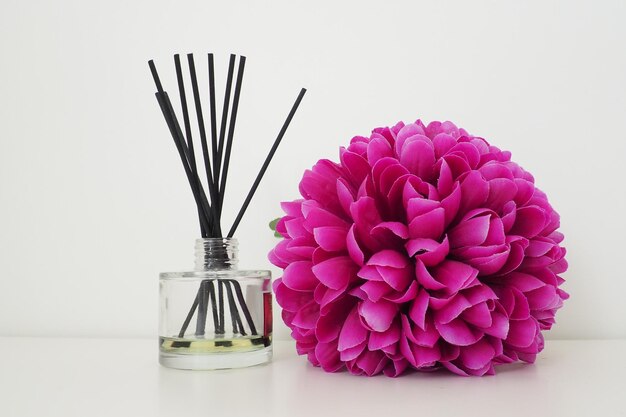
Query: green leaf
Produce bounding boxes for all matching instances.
[269,218,280,231]
[269,217,282,238]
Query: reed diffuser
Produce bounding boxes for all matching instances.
[149,53,306,370]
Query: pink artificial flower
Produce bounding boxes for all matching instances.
[270,120,568,376]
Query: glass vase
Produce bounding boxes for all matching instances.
[159,238,272,370]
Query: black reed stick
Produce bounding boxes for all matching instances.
[217,280,225,334]
[229,279,258,335]
[178,290,200,338]
[207,281,220,332]
[151,97,212,232]
[224,282,244,335]
[188,54,222,236]
[227,88,307,237]
[195,281,208,335]
[149,60,213,233]
[208,54,219,186]
[174,54,207,237]
[216,54,236,204]
[155,91,214,233]
[218,56,246,213]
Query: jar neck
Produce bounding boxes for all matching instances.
[194,238,239,270]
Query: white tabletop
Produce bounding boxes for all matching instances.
[0,337,624,417]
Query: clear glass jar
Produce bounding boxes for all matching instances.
[159,238,272,370]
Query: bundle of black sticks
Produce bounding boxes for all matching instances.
[149,53,306,338]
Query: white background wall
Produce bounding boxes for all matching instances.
[1,0,624,341]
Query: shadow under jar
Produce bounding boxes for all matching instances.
[159,238,272,370]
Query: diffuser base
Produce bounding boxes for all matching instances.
[159,336,272,370]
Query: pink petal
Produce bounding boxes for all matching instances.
[498,240,526,275]
[368,250,409,268]
[501,201,517,232]
[506,318,538,348]
[282,261,318,291]
[384,281,418,303]
[302,203,348,231]
[299,166,341,213]
[367,136,393,165]
[437,159,454,197]
[444,154,472,180]
[483,310,509,339]
[273,239,308,264]
[526,239,555,257]
[280,200,303,217]
[338,307,368,351]
[312,246,334,264]
[406,197,440,219]
[449,142,480,169]
[313,226,348,252]
[441,361,469,376]
[527,285,558,310]
[377,266,412,291]
[292,300,320,329]
[340,341,367,362]
[360,280,392,302]
[432,133,457,159]
[284,217,308,239]
[463,284,497,305]
[459,170,489,214]
[408,288,429,329]
[379,164,411,197]
[356,350,388,376]
[459,338,496,370]
[434,294,472,324]
[382,358,409,377]
[400,138,436,180]
[285,237,316,258]
[415,259,446,290]
[479,162,514,180]
[405,236,450,267]
[315,299,355,343]
[440,341,460,362]
[411,320,440,347]
[440,182,461,226]
[274,279,312,312]
[435,318,482,346]
[395,124,426,152]
[431,260,479,294]
[462,302,493,328]
[448,214,490,248]
[409,342,441,368]
[485,178,517,212]
[268,247,288,268]
[371,221,409,239]
[346,225,365,266]
[408,207,445,240]
[368,320,401,350]
[401,314,439,348]
[468,250,510,276]
[341,149,370,185]
[358,299,398,332]
[485,216,506,245]
[336,178,355,218]
[513,178,534,206]
[506,272,546,292]
[312,256,357,290]
[509,288,531,320]
[315,341,344,372]
[510,205,548,238]
[317,286,347,314]
[357,265,383,281]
